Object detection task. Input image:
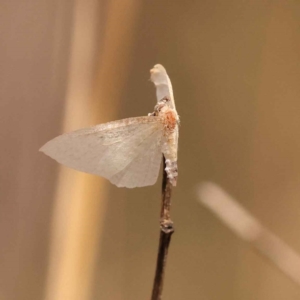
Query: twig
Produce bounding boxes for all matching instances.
[198,182,300,287]
[151,158,174,300]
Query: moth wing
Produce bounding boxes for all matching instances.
[40,116,164,188]
[110,127,163,188]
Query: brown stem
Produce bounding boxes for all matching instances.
[151,158,174,300]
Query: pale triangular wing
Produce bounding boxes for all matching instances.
[110,128,163,188]
[40,116,164,187]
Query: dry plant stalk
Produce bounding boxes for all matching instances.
[198,182,300,287]
[151,158,174,300]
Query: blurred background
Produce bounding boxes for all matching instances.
[1,0,300,299]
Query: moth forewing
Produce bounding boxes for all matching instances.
[150,64,176,110]
[110,127,164,188]
[40,116,164,188]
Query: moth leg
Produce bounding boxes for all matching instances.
[151,96,171,116]
[148,96,172,116]
[148,103,164,116]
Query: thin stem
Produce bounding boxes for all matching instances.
[151,158,174,300]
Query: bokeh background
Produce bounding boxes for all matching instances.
[1,1,300,299]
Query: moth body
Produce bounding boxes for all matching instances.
[40,64,179,188]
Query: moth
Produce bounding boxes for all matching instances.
[40,64,179,188]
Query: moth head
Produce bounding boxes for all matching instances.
[150,64,168,85]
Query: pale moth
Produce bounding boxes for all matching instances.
[40,64,179,188]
